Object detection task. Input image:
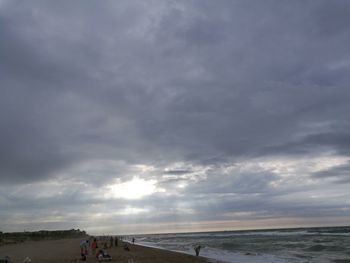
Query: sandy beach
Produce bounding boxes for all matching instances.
[0,238,211,263]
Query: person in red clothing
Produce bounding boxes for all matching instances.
[91,238,98,255]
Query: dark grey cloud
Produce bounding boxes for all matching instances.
[163,170,193,175]
[313,161,350,183]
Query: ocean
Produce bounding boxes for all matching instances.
[131,226,350,263]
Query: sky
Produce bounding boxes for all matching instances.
[1,0,350,235]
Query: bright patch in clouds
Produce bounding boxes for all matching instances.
[119,207,149,215]
[106,177,160,200]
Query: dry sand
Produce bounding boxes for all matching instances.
[0,238,212,263]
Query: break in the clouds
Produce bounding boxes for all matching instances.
[1,0,350,234]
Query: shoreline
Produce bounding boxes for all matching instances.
[0,237,217,263]
[124,240,225,263]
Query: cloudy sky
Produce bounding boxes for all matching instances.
[1,0,350,235]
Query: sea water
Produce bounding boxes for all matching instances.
[132,226,350,263]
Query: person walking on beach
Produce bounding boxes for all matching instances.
[132,237,135,244]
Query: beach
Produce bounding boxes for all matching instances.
[0,238,211,263]
[2,227,349,263]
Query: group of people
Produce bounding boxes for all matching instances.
[0,256,11,263]
[79,237,201,260]
[79,236,129,261]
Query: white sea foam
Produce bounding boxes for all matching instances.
[200,247,289,263]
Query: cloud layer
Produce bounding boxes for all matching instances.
[1,0,350,234]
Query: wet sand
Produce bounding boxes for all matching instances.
[0,238,212,263]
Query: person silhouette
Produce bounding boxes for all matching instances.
[194,245,201,256]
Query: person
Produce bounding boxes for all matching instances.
[110,236,113,248]
[194,245,201,256]
[103,241,108,249]
[0,256,11,263]
[124,243,130,251]
[80,240,89,256]
[132,237,135,244]
[96,250,112,261]
[91,238,98,255]
[114,236,118,247]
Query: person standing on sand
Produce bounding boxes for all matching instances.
[91,238,98,255]
[80,240,89,256]
[194,245,201,256]
[103,241,108,249]
[110,236,114,248]
[114,236,118,247]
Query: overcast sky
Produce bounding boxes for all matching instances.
[1,0,350,235]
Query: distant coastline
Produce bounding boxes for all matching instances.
[0,229,87,246]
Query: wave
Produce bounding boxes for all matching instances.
[305,245,348,252]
